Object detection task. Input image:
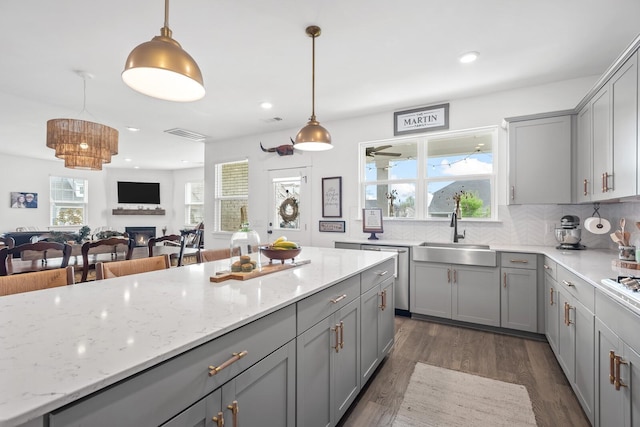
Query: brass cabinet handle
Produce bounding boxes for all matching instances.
[614,355,628,390]
[227,401,238,427]
[564,302,573,326]
[609,351,616,384]
[453,269,457,284]
[583,178,588,196]
[339,321,344,349]
[208,350,248,376]
[330,294,347,304]
[503,272,507,288]
[509,259,529,264]
[379,290,387,310]
[511,186,515,200]
[377,270,389,276]
[602,172,611,192]
[543,264,552,271]
[549,287,554,305]
[447,268,451,283]
[332,324,340,353]
[212,412,224,427]
[562,280,575,287]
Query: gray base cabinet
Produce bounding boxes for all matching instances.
[500,253,538,332]
[412,262,499,327]
[594,289,640,427]
[297,298,360,427]
[361,276,395,384]
[543,258,560,353]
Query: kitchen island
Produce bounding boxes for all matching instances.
[0,247,396,427]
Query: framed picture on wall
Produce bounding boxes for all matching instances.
[10,192,38,208]
[322,176,342,217]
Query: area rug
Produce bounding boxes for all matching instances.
[392,363,537,427]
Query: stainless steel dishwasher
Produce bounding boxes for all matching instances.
[361,244,410,316]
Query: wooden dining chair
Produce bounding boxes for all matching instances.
[80,237,134,282]
[148,234,181,255]
[0,265,75,296]
[178,228,203,266]
[0,241,72,276]
[95,254,171,280]
[0,236,15,249]
[197,248,231,263]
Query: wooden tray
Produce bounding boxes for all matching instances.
[612,259,640,270]
[210,260,310,282]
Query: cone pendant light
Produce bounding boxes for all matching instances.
[122,0,205,102]
[294,26,333,151]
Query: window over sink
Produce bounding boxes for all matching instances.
[360,126,497,220]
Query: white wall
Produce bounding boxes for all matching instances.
[204,75,640,251]
[0,155,203,237]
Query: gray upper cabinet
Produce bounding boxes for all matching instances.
[507,114,572,204]
[576,104,593,203]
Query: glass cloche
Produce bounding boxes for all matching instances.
[230,223,262,270]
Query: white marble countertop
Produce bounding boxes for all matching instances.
[0,247,394,427]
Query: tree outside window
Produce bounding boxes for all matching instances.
[50,176,88,226]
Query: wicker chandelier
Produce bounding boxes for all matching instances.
[46,72,119,171]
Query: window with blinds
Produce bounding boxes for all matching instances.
[185,182,204,226]
[213,160,249,232]
[50,176,88,226]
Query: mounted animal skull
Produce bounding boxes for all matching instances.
[260,138,295,156]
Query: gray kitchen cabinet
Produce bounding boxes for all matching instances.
[584,51,638,201]
[555,267,595,424]
[162,340,296,427]
[297,297,360,427]
[361,275,395,385]
[543,258,560,354]
[594,289,640,427]
[334,242,361,250]
[506,114,572,204]
[500,253,538,332]
[576,104,593,203]
[412,262,500,327]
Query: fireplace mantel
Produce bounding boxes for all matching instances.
[112,209,165,216]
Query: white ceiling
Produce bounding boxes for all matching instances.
[1,0,639,170]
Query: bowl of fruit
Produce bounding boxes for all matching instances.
[260,237,301,264]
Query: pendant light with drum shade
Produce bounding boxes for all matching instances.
[122,0,204,102]
[46,71,118,171]
[294,26,333,151]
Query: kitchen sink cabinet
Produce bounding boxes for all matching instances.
[500,253,538,332]
[594,289,640,427]
[297,297,360,427]
[361,275,395,385]
[506,114,572,204]
[412,262,500,327]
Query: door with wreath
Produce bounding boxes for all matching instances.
[267,167,311,247]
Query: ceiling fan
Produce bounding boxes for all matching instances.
[366,145,402,157]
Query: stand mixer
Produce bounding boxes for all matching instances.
[555,215,586,250]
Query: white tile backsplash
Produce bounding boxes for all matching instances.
[352,201,640,250]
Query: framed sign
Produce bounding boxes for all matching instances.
[394,103,449,136]
[319,220,345,233]
[322,176,342,217]
[362,208,383,240]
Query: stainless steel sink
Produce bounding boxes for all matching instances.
[413,242,496,266]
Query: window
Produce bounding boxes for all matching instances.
[361,126,497,220]
[185,182,204,226]
[50,176,88,226]
[214,160,249,232]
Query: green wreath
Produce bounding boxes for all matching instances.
[279,197,299,223]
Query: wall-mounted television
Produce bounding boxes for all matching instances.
[117,181,161,205]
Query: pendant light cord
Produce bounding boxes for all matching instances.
[311,33,316,120]
[164,0,170,29]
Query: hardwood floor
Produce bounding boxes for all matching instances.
[339,316,591,427]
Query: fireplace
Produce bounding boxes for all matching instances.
[125,226,156,247]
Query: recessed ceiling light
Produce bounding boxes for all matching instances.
[133,166,140,169]
[181,160,189,163]
[459,51,479,64]
[125,158,132,162]
[260,101,273,110]
[126,126,140,132]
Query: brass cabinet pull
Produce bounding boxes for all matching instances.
[543,264,551,270]
[511,186,515,200]
[614,355,628,390]
[609,351,616,384]
[332,324,340,353]
[212,412,224,427]
[583,178,588,196]
[602,172,611,192]
[208,350,248,376]
[503,272,507,288]
[509,259,529,264]
[377,270,389,276]
[564,302,573,326]
[562,279,575,287]
[549,287,554,305]
[379,290,387,310]
[453,269,457,284]
[447,268,451,283]
[339,321,344,349]
[227,401,238,427]
[330,294,347,304]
